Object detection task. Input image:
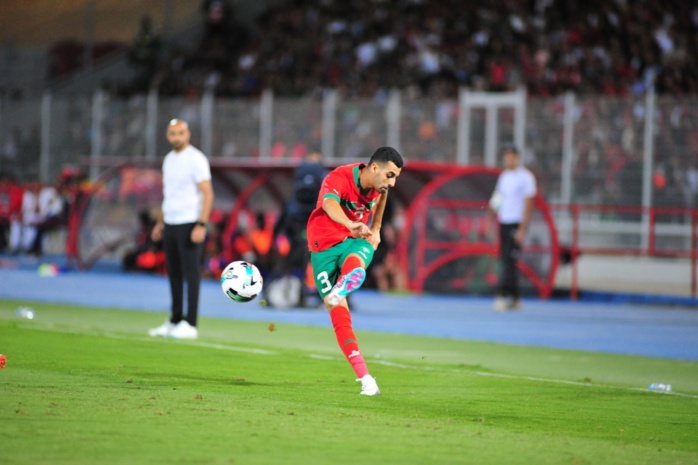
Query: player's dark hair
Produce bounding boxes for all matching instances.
[500,144,519,156]
[369,146,404,169]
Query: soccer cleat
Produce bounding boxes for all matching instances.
[170,320,198,340]
[357,374,380,396]
[327,267,366,306]
[148,320,175,337]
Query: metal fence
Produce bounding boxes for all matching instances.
[1,88,695,246]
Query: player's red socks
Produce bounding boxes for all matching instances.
[341,255,363,276]
[330,305,369,378]
[331,256,369,377]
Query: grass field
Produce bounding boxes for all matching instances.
[2,299,697,465]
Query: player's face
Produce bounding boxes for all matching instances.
[371,161,401,193]
[166,122,191,152]
[503,151,519,170]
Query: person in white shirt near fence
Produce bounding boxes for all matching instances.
[489,146,537,311]
[149,119,214,339]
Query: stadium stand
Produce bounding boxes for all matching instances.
[150,0,698,98]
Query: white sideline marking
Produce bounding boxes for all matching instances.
[308,353,698,399]
[12,323,698,399]
[16,324,278,355]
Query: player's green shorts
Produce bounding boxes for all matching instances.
[310,237,375,300]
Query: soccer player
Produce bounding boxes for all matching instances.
[148,119,214,339]
[489,146,536,311]
[306,146,404,396]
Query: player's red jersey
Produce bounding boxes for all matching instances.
[307,163,380,252]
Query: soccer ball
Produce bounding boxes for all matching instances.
[220,261,263,303]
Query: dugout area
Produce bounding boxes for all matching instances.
[67,161,558,297]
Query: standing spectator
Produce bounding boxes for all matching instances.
[489,146,537,311]
[149,119,214,340]
[128,16,161,91]
[306,146,403,396]
[201,0,232,40]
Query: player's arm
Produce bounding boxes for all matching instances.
[488,175,502,217]
[191,179,214,243]
[515,172,537,244]
[322,196,371,238]
[369,192,388,233]
[151,209,164,242]
[515,195,534,244]
[365,192,388,249]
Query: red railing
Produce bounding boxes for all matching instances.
[552,204,698,299]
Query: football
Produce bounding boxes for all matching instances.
[220,260,263,303]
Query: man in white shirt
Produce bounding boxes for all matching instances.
[489,146,537,311]
[149,119,214,339]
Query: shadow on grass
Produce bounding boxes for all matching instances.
[133,372,266,387]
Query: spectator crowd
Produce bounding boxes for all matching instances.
[141,0,698,99]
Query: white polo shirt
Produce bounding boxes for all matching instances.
[161,145,211,225]
[493,166,537,224]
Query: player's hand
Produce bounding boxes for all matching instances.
[191,224,207,243]
[515,226,526,245]
[151,222,163,242]
[347,221,371,239]
[366,230,381,250]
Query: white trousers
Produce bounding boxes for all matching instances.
[9,220,38,252]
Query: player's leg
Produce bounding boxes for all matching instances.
[326,238,373,305]
[508,225,522,309]
[149,223,183,336]
[328,302,379,395]
[181,223,203,327]
[311,240,379,395]
[164,224,185,323]
[168,223,200,339]
[498,223,520,310]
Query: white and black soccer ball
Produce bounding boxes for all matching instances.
[220,260,263,303]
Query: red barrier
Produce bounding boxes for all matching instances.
[398,165,559,298]
[551,204,698,299]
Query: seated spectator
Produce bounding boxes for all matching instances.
[0,173,23,253]
[9,178,41,255]
[122,209,165,273]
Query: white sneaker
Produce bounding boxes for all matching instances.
[170,320,198,340]
[148,320,175,337]
[493,296,522,312]
[327,267,366,306]
[493,296,510,312]
[357,374,380,396]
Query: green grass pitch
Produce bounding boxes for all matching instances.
[1,299,697,465]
